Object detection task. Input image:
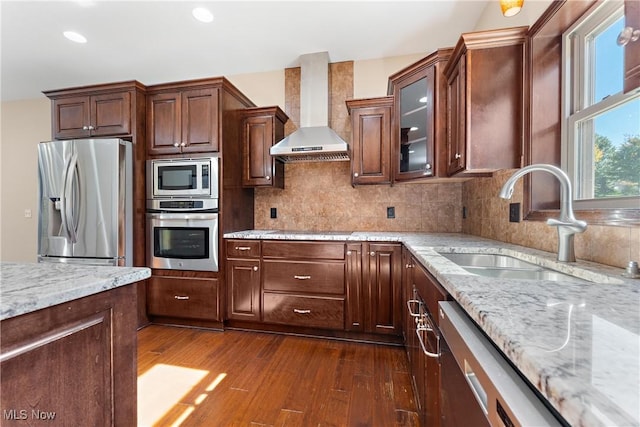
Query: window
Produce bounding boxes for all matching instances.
[562,0,640,209]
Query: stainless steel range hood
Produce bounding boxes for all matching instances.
[270,52,350,163]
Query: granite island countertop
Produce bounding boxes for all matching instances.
[225,230,640,427]
[0,262,151,321]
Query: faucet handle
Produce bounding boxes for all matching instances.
[546,218,587,233]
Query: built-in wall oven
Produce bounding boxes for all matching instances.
[146,156,219,272]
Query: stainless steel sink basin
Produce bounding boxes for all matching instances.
[439,252,591,283]
[440,253,537,269]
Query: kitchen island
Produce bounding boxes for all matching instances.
[225,230,640,427]
[0,262,150,426]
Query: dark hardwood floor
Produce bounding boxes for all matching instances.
[137,325,419,426]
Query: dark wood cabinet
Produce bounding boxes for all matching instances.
[346,242,364,331]
[226,239,261,321]
[147,84,220,156]
[261,241,346,331]
[0,285,138,426]
[345,96,393,185]
[345,242,402,336]
[224,239,402,340]
[48,90,133,139]
[624,0,640,93]
[147,274,220,322]
[402,252,450,427]
[241,106,288,188]
[389,49,452,181]
[364,242,402,335]
[444,27,527,177]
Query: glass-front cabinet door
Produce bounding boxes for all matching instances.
[388,48,452,182]
[398,70,434,178]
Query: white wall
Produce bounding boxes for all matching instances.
[0,97,51,262]
[353,53,426,99]
[227,69,286,109]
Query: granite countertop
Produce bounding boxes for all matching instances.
[225,230,640,427]
[0,262,151,321]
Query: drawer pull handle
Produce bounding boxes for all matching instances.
[370,251,375,256]
[416,318,439,359]
[293,309,311,314]
[253,266,258,271]
[406,299,421,317]
[174,295,190,300]
[294,275,311,280]
[235,246,252,251]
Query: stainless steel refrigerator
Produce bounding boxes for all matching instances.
[37,138,133,266]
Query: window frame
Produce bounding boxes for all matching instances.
[561,0,640,210]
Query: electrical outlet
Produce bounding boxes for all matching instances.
[24,209,32,218]
[270,207,277,219]
[509,203,520,223]
[387,206,395,219]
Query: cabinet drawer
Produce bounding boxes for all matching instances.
[263,260,345,295]
[263,293,345,330]
[226,240,261,258]
[262,241,345,260]
[147,276,219,321]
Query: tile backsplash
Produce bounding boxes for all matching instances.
[254,59,638,270]
[462,169,640,269]
[255,60,463,234]
[254,162,463,233]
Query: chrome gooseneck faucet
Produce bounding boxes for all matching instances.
[499,164,587,262]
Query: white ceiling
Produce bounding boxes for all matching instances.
[0,0,492,101]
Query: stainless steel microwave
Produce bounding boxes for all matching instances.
[147,156,219,199]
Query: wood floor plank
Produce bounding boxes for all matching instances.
[137,325,419,427]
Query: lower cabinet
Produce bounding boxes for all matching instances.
[262,294,345,330]
[226,239,261,321]
[0,285,137,426]
[403,253,450,427]
[262,240,347,331]
[226,258,261,321]
[364,243,403,335]
[147,272,221,326]
[224,239,403,340]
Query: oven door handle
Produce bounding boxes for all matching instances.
[147,212,218,221]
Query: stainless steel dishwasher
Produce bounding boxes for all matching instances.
[438,301,563,427]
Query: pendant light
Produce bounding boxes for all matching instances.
[500,0,524,17]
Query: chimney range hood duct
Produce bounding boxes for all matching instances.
[270,52,350,163]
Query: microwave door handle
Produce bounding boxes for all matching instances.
[63,153,79,243]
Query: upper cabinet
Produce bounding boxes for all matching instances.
[388,49,452,181]
[346,96,393,185]
[147,81,220,156]
[623,0,640,93]
[444,27,528,177]
[241,106,288,188]
[44,81,145,140]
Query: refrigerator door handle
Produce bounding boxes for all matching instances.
[62,152,79,244]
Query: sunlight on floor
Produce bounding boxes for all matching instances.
[137,363,209,426]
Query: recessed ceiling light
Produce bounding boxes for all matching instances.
[192,7,214,23]
[410,126,419,131]
[63,31,87,43]
[418,96,428,103]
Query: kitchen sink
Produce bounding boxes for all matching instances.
[439,252,591,283]
[440,253,538,269]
